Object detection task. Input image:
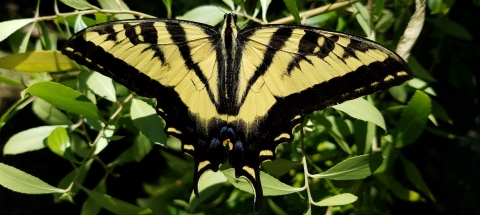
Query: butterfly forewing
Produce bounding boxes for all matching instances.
[62,13,413,213]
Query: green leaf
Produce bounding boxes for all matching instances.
[394,91,431,148]
[0,51,77,72]
[428,0,442,14]
[162,0,172,17]
[56,16,97,28]
[97,0,135,20]
[333,98,386,131]
[47,127,77,161]
[3,125,66,155]
[311,154,383,180]
[401,157,435,201]
[0,163,65,194]
[354,121,375,155]
[388,83,408,103]
[374,10,394,33]
[54,159,92,202]
[130,99,167,145]
[132,132,153,162]
[409,56,436,82]
[375,173,422,202]
[262,158,300,177]
[26,82,105,122]
[260,0,272,22]
[32,98,73,125]
[408,78,436,96]
[78,184,153,215]
[189,171,227,211]
[223,168,303,196]
[60,0,93,10]
[177,6,227,26]
[435,19,473,41]
[373,0,384,16]
[86,72,116,102]
[0,18,35,43]
[70,133,90,157]
[352,2,372,38]
[283,0,301,24]
[0,75,22,86]
[74,15,88,33]
[313,193,358,206]
[81,178,106,215]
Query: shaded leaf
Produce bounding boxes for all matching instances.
[262,158,300,177]
[78,184,153,215]
[32,98,73,125]
[394,91,431,148]
[435,19,473,41]
[0,163,65,194]
[0,75,22,86]
[132,132,153,162]
[283,0,301,24]
[401,157,435,201]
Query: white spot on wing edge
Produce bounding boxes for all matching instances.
[198,160,210,172]
[274,133,290,141]
[259,150,273,157]
[384,75,394,81]
[242,166,256,180]
[183,144,194,151]
[167,127,182,134]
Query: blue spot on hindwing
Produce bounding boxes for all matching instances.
[210,138,220,149]
[235,141,244,151]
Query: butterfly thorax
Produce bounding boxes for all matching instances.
[219,13,241,114]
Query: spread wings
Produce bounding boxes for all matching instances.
[62,18,412,213]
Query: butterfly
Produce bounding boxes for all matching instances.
[62,12,412,212]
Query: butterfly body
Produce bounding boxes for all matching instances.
[62,13,412,212]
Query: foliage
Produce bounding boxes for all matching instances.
[0,0,479,214]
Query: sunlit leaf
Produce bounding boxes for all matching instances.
[130,99,167,145]
[26,82,105,122]
[0,18,35,43]
[313,193,358,206]
[223,169,303,195]
[0,51,77,72]
[0,163,65,194]
[189,171,226,211]
[60,0,93,10]
[333,98,386,131]
[176,6,227,26]
[311,154,383,180]
[4,125,66,155]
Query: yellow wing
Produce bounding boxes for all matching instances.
[62,19,230,197]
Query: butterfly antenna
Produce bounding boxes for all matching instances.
[210,0,226,13]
